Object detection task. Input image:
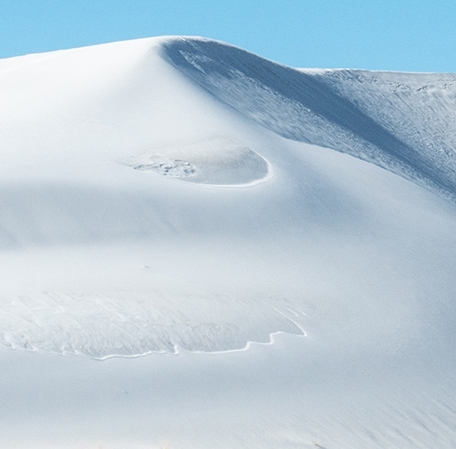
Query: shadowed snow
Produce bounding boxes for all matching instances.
[162,38,456,199]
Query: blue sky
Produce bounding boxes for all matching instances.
[1,0,456,72]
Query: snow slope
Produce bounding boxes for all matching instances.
[1,36,456,448]
[163,38,456,199]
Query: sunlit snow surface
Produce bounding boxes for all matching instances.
[1,36,456,448]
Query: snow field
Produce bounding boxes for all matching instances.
[1,36,456,448]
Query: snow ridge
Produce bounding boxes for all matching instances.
[162,38,456,199]
[2,36,456,449]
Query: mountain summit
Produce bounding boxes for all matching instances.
[1,37,456,448]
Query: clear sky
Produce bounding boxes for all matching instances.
[1,0,456,72]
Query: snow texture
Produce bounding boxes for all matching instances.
[163,37,456,199]
[1,36,456,448]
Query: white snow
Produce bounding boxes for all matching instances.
[1,36,456,448]
[119,137,271,186]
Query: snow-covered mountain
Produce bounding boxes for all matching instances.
[1,36,456,449]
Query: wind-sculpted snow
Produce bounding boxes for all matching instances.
[0,290,303,358]
[119,137,270,186]
[162,38,456,199]
[3,37,456,448]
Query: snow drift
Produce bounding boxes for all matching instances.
[163,38,456,199]
[1,36,456,448]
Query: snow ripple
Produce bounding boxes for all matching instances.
[162,38,456,200]
[0,291,305,358]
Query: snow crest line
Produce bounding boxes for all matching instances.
[162,37,456,200]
